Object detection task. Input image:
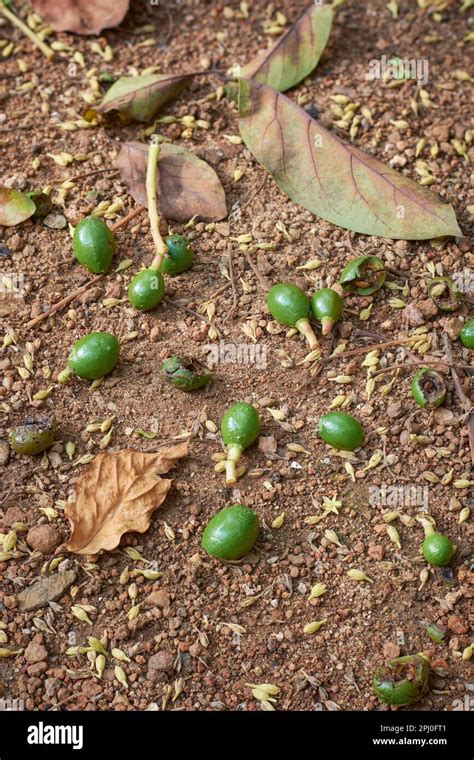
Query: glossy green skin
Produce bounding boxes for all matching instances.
[311,288,343,324]
[319,412,364,450]
[160,235,194,275]
[267,283,310,327]
[201,505,259,560]
[68,332,120,379]
[422,533,454,567]
[128,269,165,311]
[428,277,461,312]
[10,415,57,456]
[373,655,429,706]
[220,403,260,450]
[73,217,116,274]
[162,355,211,391]
[339,256,386,295]
[460,320,474,349]
[411,368,446,409]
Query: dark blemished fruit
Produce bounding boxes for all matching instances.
[422,533,454,567]
[339,256,386,295]
[373,654,430,706]
[128,268,165,311]
[67,332,120,380]
[201,504,259,560]
[428,277,461,312]
[220,403,261,485]
[411,368,446,409]
[160,235,194,275]
[267,282,318,349]
[162,355,211,391]
[460,319,474,349]
[311,288,343,335]
[318,412,364,450]
[10,415,57,456]
[73,216,116,274]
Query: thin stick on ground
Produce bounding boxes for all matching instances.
[147,143,169,269]
[25,206,145,329]
[227,242,238,308]
[442,334,474,465]
[0,1,55,60]
[245,251,270,292]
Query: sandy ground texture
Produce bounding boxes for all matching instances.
[0,0,473,712]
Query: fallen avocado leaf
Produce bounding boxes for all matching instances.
[238,79,462,240]
[240,3,333,92]
[66,444,188,554]
[91,73,193,123]
[0,188,36,227]
[114,142,227,222]
[31,0,129,35]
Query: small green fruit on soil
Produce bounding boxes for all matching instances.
[319,412,364,450]
[460,319,474,349]
[422,533,454,567]
[267,282,318,349]
[339,255,386,295]
[160,235,194,275]
[411,368,446,409]
[311,288,343,335]
[73,216,116,274]
[201,504,259,560]
[128,268,165,311]
[10,415,57,456]
[162,355,211,391]
[220,403,261,484]
[373,654,429,706]
[67,332,120,380]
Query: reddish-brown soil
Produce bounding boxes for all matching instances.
[0,0,472,712]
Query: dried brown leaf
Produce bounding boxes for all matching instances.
[32,0,129,35]
[114,142,227,222]
[66,444,188,554]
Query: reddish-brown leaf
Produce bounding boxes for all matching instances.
[31,0,129,35]
[240,4,333,92]
[114,142,227,222]
[238,79,462,240]
[66,444,188,555]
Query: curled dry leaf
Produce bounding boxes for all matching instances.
[31,0,129,35]
[91,73,193,123]
[114,142,227,222]
[0,189,36,227]
[238,79,462,240]
[66,444,188,554]
[241,4,333,92]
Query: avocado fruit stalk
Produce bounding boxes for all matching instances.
[220,403,261,485]
[311,288,344,335]
[267,283,318,349]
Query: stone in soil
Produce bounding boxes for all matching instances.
[147,650,174,679]
[24,641,48,664]
[0,440,10,467]
[26,525,62,554]
[17,569,77,611]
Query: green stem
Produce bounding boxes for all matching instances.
[296,318,319,350]
[146,142,168,269]
[0,2,55,60]
[225,444,243,485]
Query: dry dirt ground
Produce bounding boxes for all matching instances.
[0,0,473,712]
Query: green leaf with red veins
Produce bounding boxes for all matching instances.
[114,142,227,222]
[238,79,462,241]
[240,4,333,92]
[93,73,192,123]
[0,189,36,227]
